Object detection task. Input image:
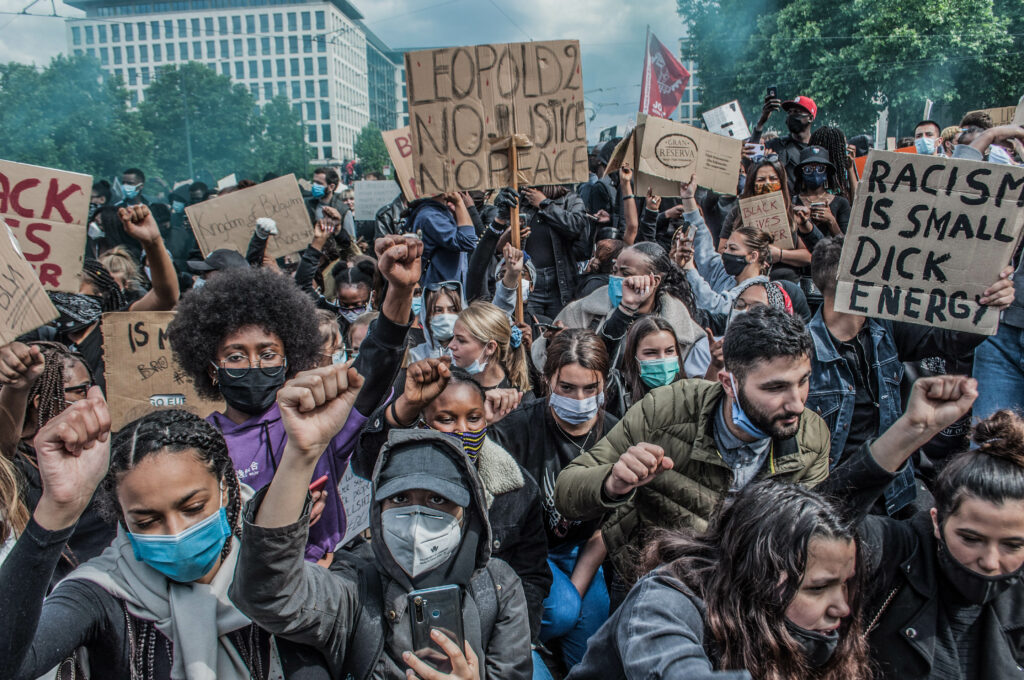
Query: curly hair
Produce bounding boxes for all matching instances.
[167,267,321,400]
[628,241,707,328]
[809,126,853,201]
[98,410,241,564]
[643,481,871,680]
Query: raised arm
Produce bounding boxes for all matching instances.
[0,342,45,456]
[121,205,179,312]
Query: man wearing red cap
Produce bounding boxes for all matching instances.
[753,93,818,191]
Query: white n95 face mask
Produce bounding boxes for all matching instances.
[381,505,462,578]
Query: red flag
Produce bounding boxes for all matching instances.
[638,32,690,119]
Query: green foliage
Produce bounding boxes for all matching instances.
[678,0,1023,137]
[0,57,312,186]
[0,54,152,178]
[353,123,389,175]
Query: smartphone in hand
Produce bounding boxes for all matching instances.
[409,585,464,673]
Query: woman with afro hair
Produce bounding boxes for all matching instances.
[168,236,422,566]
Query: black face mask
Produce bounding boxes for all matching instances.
[784,619,839,668]
[937,536,1023,605]
[786,115,811,135]
[721,252,749,277]
[216,367,286,416]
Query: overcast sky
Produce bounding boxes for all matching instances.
[0,0,683,141]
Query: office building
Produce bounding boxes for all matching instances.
[65,0,405,164]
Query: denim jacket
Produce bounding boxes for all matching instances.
[807,309,904,468]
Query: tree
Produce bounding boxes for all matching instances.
[0,54,151,178]
[248,96,311,180]
[353,123,389,175]
[137,62,261,182]
[677,0,1023,138]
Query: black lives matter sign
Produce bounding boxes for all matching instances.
[405,40,588,193]
[836,150,1024,334]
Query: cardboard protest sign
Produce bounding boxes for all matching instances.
[0,219,58,345]
[702,100,749,139]
[853,147,915,181]
[404,40,588,193]
[965,106,1018,127]
[1014,95,1024,126]
[102,311,224,430]
[0,159,90,292]
[338,465,373,546]
[354,180,400,221]
[835,150,1024,334]
[381,127,419,201]
[635,114,744,196]
[603,130,636,176]
[739,191,794,249]
[216,173,237,191]
[184,174,312,259]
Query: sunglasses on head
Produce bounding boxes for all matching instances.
[425,281,461,293]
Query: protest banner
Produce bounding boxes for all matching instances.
[404,40,588,193]
[381,127,419,201]
[102,311,224,430]
[702,100,749,139]
[0,159,90,291]
[1014,95,1024,126]
[835,150,1024,334]
[216,173,238,191]
[635,114,744,196]
[354,180,400,221]
[739,191,794,249]
[338,465,373,546]
[184,174,312,259]
[854,146,915,181]
[0,219,58,345]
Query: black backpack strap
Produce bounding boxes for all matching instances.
[467,565,500,648]
[338,559,387,680]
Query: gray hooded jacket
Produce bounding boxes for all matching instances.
[230,429,533,680]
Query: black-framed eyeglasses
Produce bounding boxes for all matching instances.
[211,351,287,379]
[63,381,93,404]
[801,164,828,174]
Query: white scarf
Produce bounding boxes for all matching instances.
[64,488,255,680]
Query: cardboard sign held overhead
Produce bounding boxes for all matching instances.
[0,159,90,292]
[635,114,744,196]
[405,40,588,193]
[0,219,58,345]
[185,174,312,259]
[102,311,224,431]
[1013,94,1024,126]
[965,105,1018,127]
[739,191,794,249]
[381,127,419,202]
[702,100,749,139]
[353,180,400,221]
[835,150,1024,334]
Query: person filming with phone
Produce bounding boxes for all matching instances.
[231,364,533,680]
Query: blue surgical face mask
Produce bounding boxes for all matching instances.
[311,183,326,198]
[729,372,769,439]
[411,296,423,316]
[802,169,827,189]
[988,145,1014,166]
[172,200,185,213]
[339,304,368,323]
[915,136,936,156]
[462,348,490,375]
[127,493,232,583]
[639,356,680,388]
[607,275,624,308]
[122,183,140,199]
[549,392,604,425]
[331,349,347,365]
[429,313,458,342]
[192,276,206,289]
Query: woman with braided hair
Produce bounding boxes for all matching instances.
[809,126,856,202]
[0,340,114,584]
[0,401,330,679]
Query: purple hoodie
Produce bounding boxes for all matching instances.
[208,403,368,561]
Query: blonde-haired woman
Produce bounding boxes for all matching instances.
[449,301,532,394]
[98,245,145,300]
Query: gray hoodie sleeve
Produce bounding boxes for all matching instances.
[230,487,357,676]
[615,574,750,679]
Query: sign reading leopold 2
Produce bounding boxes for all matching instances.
[0,159,90,291]
[405,40,588,193]
[835,150,1024,334]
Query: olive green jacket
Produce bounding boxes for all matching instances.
[554,379,830,579]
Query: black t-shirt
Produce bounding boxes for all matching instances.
[524,212,555,270]
[67,323,106,394]
[829,326,879,460]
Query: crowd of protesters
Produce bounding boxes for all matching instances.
[1,90,1024,680]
